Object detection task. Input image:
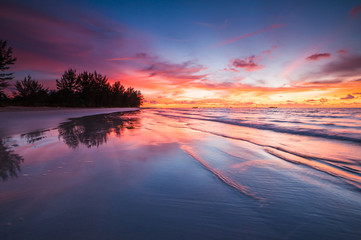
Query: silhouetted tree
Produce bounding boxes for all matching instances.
[56,68,79,93]
[92,71,111,106]
[15,75,48,106]
[111,81,125,106]
[77,71,94,106]
[77,71,112,107]
[0,40,17,101]
[124,87,143,107]
[56,68,80,106]
[5,68,143,107]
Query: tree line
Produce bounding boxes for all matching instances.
[0,40,143,107]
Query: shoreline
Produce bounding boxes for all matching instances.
[0,107,140,137]
[0,106,140,112]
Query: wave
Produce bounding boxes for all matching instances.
[264,147,361,191]
[181,145,266,203]
[154,111,361,144]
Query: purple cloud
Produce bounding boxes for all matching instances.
[141,60,207,84]
[340,94,355,100]
[322,54,361,76]
[231,55,265,72]
[350,5,361,18]
[306,53,331,61]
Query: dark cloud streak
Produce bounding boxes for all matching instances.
[306,53,331,61]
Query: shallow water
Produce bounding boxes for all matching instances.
[1,108,361,239]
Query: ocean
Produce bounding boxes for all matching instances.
[1,108,360,239]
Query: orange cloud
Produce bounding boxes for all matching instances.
[140,75,361,108]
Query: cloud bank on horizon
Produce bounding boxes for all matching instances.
[1,0,361,107]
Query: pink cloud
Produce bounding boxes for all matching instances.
[231,55,265,72]
[216,24,284,47]
[306,53,331,61]
[262,45,278,55]
[140,60,207,84]
[222,67,240,73]
[337,50,347,54]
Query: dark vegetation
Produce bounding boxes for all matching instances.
[0,40,143,107]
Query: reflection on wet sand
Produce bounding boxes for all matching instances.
[58,111,140,148]
[18,111,141,149]
[21,129,50,144]
[0,138,24,181]
[1,111,140,180]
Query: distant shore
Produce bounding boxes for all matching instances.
[0,107,140,137]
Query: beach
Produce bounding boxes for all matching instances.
[0,108,361,239]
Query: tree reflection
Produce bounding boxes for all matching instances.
[0,138,24,181]
[58,111,140,149]
[21,129,49,144]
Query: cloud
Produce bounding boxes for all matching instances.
[222,67,240,73]
[141,60,207,84]
[340,94,355,100]
[188,80,245,90]
[306,53,331,61]
[302,79,344,85]
[262,45,278,55]
[306,98,328,103]
[322,54,361,75]
[215,24,284,47]
[106,52,149,61]
[353,92,361,95]
[196,19,228,29]
[337,50,347,54]
[231,55,265,72]
[350,5,361,18]
[0,1,149,79]
[296,54,361,87]
[319,98,328,103]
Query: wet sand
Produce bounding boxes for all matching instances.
[0,107,140,137]
[0,108,361,239]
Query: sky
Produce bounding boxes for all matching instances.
[1,0,361,107]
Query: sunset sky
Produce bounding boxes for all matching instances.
[1,0,361,107]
